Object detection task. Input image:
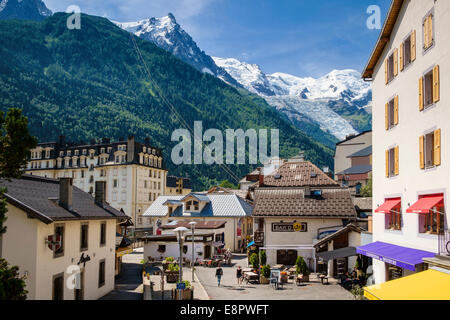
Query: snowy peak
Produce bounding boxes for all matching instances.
[114,14,239,86]
[0,0,52,21]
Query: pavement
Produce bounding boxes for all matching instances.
[194,254,355,300]
[100,248,144,300]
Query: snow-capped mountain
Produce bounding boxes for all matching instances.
[113,14,239,87]
[214,57,372,140]
[0,0,51,21]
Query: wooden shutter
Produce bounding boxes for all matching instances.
[433,65,440,103]
[386,150,389,177]
[428,15,433,47]
[400,43,404,71]
[411,30,416,61]
[385,102,389,130]
[419,135,425,169]
[393,48,398,77]
[419,77,424,111]
[434,129,441,166]
[385,58,388,84]
[394,96,399,125]
[394,146,399,175]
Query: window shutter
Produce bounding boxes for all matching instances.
[419,77,424,111]
[411,30,416,61]
[385,102,389,130]
[394,96,399,125]
[434,129,441,166]
[393,48,398,76]
[428,15,433,47]
[385,150,389,177]
[394,146,399,176]
[433,65,440,103]
[424,16,431,48]
[385,58,388,84]
[399,43,404,71]
[419,135,425,169]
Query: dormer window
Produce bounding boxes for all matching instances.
[82,149,87,155]
[67,151,71,156]
[100,148,105,154]
[193,201,199,211]
[74,150,79,156]
[143,147,147,153]
[59,151,64,157]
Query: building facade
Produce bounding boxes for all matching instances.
[165,176,192,195]
[360,0,450,284]
[0,176,128,300]
[252,160,357,271]
[25,136,167,228]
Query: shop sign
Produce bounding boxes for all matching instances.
[272,222,307,232]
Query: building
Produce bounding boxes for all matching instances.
[359,0,450,285]
[252,160,357,271]
[165,176,192,195]
[24,136,167,230]
[334,131,372,184]
[0,175,128,300]
[141,192,253,252]
[335,146,372,195]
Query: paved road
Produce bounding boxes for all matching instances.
[195,254,355,300]
[100,248,143,300]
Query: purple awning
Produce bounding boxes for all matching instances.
[357,241,436,271]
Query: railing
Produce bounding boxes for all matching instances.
[438,229,450,257]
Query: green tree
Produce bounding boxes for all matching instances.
[0,108,36,300]
[295,256,309,276]
[359,174,373,197]
[249,253,259,270]
[219,180,238,190]
[260,250,267,266]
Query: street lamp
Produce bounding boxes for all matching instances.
[173,227,189,283]
[189,221,197,283]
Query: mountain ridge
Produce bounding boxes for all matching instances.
[0,0,51,20]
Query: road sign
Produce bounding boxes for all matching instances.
[176,282,186,290]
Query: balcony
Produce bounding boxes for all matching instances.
[438,229,450,257]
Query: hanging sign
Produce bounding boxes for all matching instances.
[272,222,307,232]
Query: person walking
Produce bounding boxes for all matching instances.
[215,263,224,287]
[236,265,243,288]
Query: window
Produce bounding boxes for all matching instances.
[54,224,65,258]
[384,199,402,231]
[157,245,166,253]
[149,170,152,177]
[100,148,105,154]
[81,170,85,178]
[420,130,441,169]
[385,96,399,130]
[113,179,118,188]
[59,151,64,157]
[148,193,152,201]
[144,180,147,189]
[100,222,106,246]
[400,31,415,71]
[89,175,94,183]
[121,155,126,163]
[115,156,120,163]
[98,260,106,288]
[82,149,87,155]
[107,147,112,153]
[52,274,64,300]
[419,199,445,235]
[193,201,199,211]
[423,13,434,50]
[385,49,398,84]
[46,150,51,158]
[138,215,142,225]
[80,223,89,251]
[419,66,440,110]
[75,150,79,156]
[67,151,71,156]
[385,147,399,178]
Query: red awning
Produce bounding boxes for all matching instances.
[375,198,401,214]
[406,195,444,214]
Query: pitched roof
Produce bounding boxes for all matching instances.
[353,197,373,212]
[362,0,405,79]
[335,130,372,146]
[262,161,338,187]
[253,187,357,218]
[349,146,372,158]
[314,224,365,248]
[337,165,372,175]
[0,175,128,224]
[181,193,211,203]
[143,193,253,217]
[160,220,226,230]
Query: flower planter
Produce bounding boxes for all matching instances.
[173,288,194,300]
[166,272,179,283]
[260,276,270,284]
[280,274,288,283]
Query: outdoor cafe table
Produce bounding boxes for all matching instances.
[242,267,253,273]
[243,271,259,283]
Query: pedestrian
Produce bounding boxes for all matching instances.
[215,263,223,287]
[236,265,243,287]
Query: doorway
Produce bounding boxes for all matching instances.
[276,250,298,265]
[204,245,211,259]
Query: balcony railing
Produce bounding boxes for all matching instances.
[438,229,450,257]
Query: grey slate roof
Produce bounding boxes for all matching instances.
[181,193,211,203]
[143,193,253,217]
[348,146,372,158]
[337,165,372,175]
[0,175,128,224]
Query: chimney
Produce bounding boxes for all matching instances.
[127,135,135,163]
[95,181,107,206]
[59,178,73,210]
[258,167,264,187]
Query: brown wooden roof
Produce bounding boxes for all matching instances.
[362,0,405,79]
[262,161,338,188]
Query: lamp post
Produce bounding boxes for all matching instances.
[189,221,197,283]
[173,226,188,284]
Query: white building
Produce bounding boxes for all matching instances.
[359,0,450,284]
[141,193,253,252]
[25,136,167,232]
[0,176,128,300]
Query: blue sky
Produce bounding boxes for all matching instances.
[44,0,391,78]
